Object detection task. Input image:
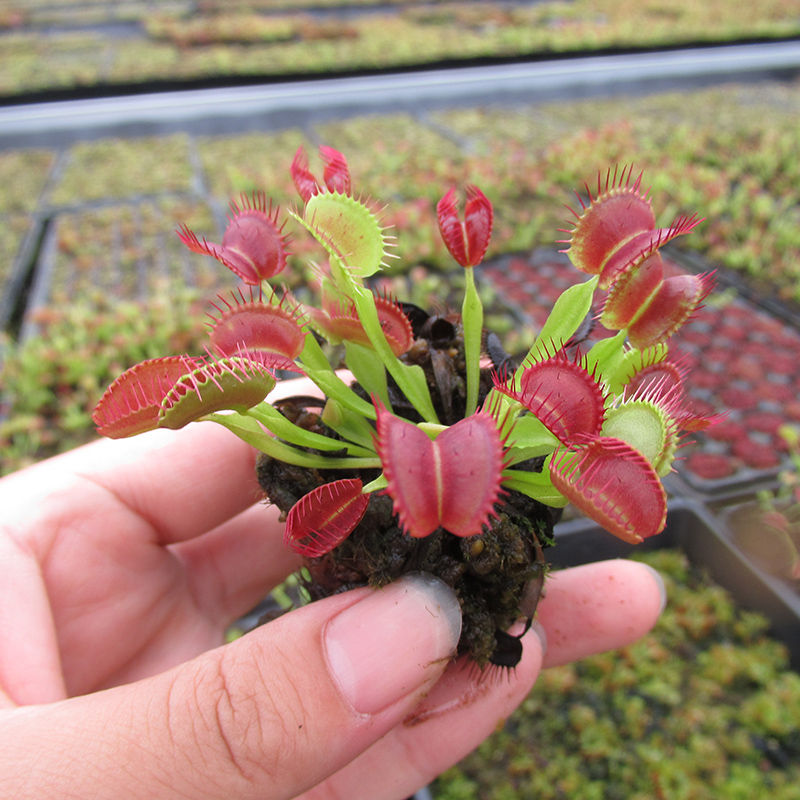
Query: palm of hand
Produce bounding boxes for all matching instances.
[0,425,290,705]
[37,474,213,697]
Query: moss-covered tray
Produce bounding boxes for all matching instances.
[26,198,225,312]
[0,214,40,331]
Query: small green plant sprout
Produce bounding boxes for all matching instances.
[93,151,716,558]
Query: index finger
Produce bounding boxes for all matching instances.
[537,559,666,667]
[2,376,329,545]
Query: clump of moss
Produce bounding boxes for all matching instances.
[432,550,800,799]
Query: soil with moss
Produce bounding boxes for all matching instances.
[432,549,800,799]
[256,313,562,667]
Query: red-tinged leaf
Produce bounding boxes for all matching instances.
[177,193,288,284]
[437,413,506,537]
[622,352,689,397]
[207,291,306,370]
[158,354,276,429]
[561,166,655,276]
[437,188,467,266]
[549,435,667,543]
[464,185,493,266]
[436,185,493,268]
[676,409,726,433]
[92,356,198,439]
[374,293,414,355]
[290,146,320,203]
[322,293,413,356]
[627,272,715,349]
[375,404,505,538]
[494,350,606,443]
[312,301,369,349]
[600,251,664,330]
[291,145,352,203]
[598,214,702,291]
[320,145,351,195]
[284,479,368,556]
[596,229,661,291]
[376,410,445,539]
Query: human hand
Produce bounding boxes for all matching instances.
[0,377,665,800]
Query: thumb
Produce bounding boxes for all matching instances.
[2,574,461,800]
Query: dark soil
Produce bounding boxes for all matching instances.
[256,312,562,667]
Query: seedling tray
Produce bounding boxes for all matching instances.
[0,214,43,332]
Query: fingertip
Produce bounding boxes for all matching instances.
[538,558,665,668]
[529,618,548,659]
[405,623,545,730]
[640,561,668,615]
[304,619,547,799]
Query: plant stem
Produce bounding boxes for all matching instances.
[208,412,382,469]
[462,265,483,417]
[351,283,439,423]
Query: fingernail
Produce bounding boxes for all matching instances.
[529,618,548,657]
[324,573,462,715]
[641,563,668,614]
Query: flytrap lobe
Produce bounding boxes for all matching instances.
[559,165,713,350]
[178,193,290,284]
[93,148,717,665]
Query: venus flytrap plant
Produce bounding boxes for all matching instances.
[374,400,507,540]
[92,149,716,666]
[437,185,493,416]
[289,147,439,423]
[177,192,289,285]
